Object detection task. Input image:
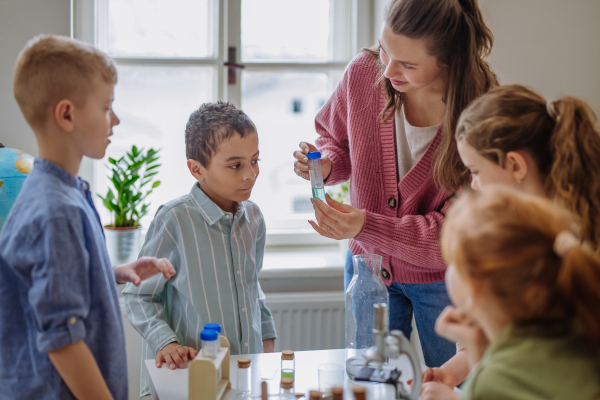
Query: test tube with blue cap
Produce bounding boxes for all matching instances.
[306,151,326,202]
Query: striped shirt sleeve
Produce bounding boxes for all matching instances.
[122,208,180,353]
[254,213,276,340]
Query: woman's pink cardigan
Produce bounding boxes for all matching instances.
[315,52,453,285]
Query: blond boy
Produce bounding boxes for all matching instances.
[0,35,175,400]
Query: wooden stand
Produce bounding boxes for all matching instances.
[189,336,231,400]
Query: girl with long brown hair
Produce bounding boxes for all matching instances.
[418,85,600,398]
[292,0,497,367]
[438,187,600,399]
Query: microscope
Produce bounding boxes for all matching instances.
[353,303,422,400]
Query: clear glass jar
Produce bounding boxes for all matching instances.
[235,358,251,399]
[281,350,295,380]
[345,254,389,379]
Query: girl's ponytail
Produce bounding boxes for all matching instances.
[548,97,600,252]
[558,241,600,358]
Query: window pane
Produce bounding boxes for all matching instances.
[107,0,215,58]
[242,71,343,224]
[241,0,351,62]
[95,66,214,227]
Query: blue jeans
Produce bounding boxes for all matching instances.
[344,250,455,368]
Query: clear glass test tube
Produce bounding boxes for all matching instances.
[281,350,295,380]
[236,358,251,398]
[306,151,326,202]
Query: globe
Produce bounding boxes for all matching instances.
[0,144,34,231]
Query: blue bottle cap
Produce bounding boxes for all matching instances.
[306,151,322,160]
[204,323,222,333]
[200,329,219,341]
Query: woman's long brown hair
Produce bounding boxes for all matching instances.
[364,0,498,191]
[456,85,600,253]
[442,187,600,359]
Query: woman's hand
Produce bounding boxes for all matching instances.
[155,342,198,370]
[309,194,365,240]
[293,142,332,181]
[435,306,489,367]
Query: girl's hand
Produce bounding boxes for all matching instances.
[309,194,365,239]
[422,367,460,388]
[114,257,176,286]
[420,381,461,400]
[435,306,489,367]
[293,142,332,181]
[155,342,198,370]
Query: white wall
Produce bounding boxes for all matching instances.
[373,0,600,111]
[0,0,71,155]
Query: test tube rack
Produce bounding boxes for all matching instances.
[189,336,231,400]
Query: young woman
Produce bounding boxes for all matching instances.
[419,85,600,398]
[292,0,497,367]
[436,187,600,399]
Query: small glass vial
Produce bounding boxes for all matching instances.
[352,386,366,400]
[200,329,219,358]
[281,350,295,380]
[331,387,344,400]
[235,358,251,399]
[306,151,326,202]
[279,378,295,399]
[309,391,322,400]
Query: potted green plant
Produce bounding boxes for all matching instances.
[98,145,161,266]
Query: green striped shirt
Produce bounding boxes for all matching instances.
[123,183,276,395]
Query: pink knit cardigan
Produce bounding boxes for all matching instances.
[315,52,453,284]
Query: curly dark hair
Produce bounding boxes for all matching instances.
[185,101,256,167]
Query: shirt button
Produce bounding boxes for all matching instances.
[69,317,77,325]
[237,269,242,275]
[225,215,231,219]
[245,342,249,347]
[382,269,391,280]
[242,306,246,312]
[388,197,397,208]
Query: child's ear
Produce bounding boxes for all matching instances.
[187,159,205,182]
[505,151,528,182]
[54,99,75,133]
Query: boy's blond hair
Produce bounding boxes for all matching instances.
[13,35,117,129]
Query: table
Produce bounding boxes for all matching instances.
[144,349,423,399]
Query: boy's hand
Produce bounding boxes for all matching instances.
[155,342,198,370]
[262,339,275,353]
[114,256,176,286]
[293,142,332,181]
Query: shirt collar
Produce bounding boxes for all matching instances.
[34,158,87,190]
[189,183,249,225]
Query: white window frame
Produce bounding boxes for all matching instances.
[72,0,373,247]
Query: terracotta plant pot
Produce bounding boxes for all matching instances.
[104,226,142,267]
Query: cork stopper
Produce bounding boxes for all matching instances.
[281,350,294,360]
[309,391,322,400]
[280,377,294,389]
[353,386,366,400]
[237,358,251,369]
[332,387,344,400]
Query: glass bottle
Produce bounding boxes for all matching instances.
[306,151,326,201]
[352,386,366,400]
[309,391,322,400]
[281,350,295,380]
[345,254,389,379]
[332,387,344,400]
[235,358,251,399]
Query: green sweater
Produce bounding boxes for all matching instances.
[462,323,600,400]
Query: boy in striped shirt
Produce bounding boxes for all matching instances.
[123,102,276,396]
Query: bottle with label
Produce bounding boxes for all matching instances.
[235,358,251,399]
[281,350,295,380]
[345,254,389,379]
[306,151,326,202]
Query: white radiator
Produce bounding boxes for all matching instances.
[265,291,345,352]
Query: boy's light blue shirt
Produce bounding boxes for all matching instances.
[123,183,276,395]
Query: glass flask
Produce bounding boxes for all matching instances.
[345,254,389,379]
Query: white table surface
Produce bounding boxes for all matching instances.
[144,349,424,400]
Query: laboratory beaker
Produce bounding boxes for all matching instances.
[345,254,389,379]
